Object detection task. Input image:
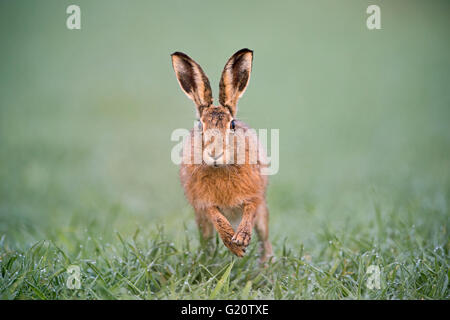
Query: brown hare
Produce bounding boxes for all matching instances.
[171,49,273,262]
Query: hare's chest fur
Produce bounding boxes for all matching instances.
[180,164,266,210]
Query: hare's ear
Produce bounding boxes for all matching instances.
[219,48,253,117]
[171,52,213,116]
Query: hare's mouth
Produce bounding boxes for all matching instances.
[204,151,226,167]
[212,161,224,168]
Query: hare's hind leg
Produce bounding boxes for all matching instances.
[195,209,214,243]
[254,202,273,263]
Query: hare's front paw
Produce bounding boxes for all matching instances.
[232,228,251,247]
[223,238,246,257]
[229,242,246,257]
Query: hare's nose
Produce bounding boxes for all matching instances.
[208,152,223,160]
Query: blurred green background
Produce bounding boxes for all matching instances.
[0,0,449,252]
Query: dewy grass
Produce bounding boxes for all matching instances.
[0,206,448,299]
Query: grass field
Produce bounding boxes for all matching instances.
[0,1,449,299]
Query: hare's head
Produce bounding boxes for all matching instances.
[171,49,253,167]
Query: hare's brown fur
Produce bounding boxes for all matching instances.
[171,49,273,261]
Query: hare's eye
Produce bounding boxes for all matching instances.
[230,120,236,130]
[197,121,203,130]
